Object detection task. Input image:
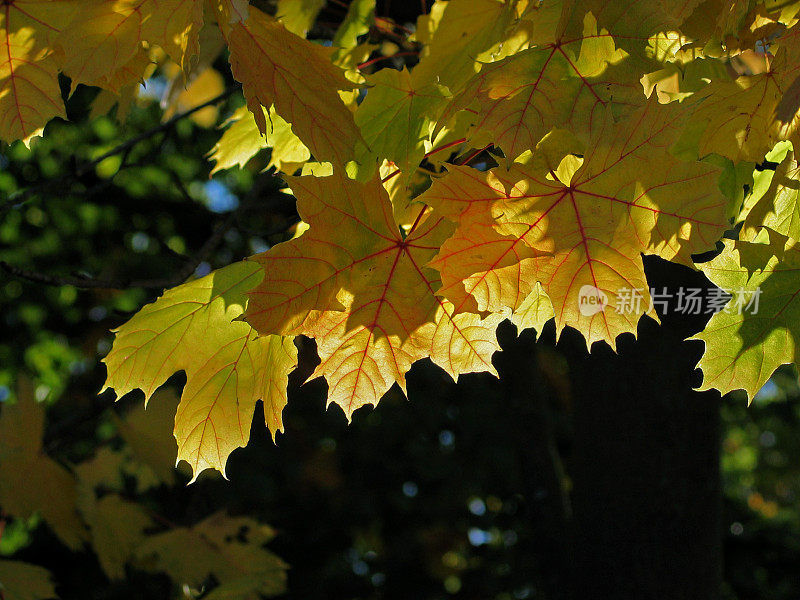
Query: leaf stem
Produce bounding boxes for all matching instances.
[357,51,419,70]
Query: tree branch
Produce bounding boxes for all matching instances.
[1,199,241,290]
[1,88,236,214]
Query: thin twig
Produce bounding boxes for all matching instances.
[0,175,288,290]
[1,198,242,290]
[1,88,236,213]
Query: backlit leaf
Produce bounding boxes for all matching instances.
[209,104,310,174]
[276,0,325,36]
[742,148,800,239]
[680,26,800,162]
[424,100,728,348]
[412,0,527,91]
[439,12,641,160]
[0,0,74,145]
[245,172,500,416]
[355,67,450,183]
[102,261,297,481]
[224,5,364,168]
[693,232,800,399]
[57,0,203,84]
[0,379,86,549]
[136,512,287,597]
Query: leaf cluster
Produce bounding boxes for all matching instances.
[2,0,800,480]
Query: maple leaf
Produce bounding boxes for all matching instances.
[74,392,179,494]
[412,0,528,91]
[424,100,728,348]
[213,0,249,25]
[88,46,154,95]
[510,282,555,335]
[78,494,153,581]
[276,0,325,37]
[741,147,800,240]
[679,25,800,163]
[209,104,310,174]
[136,512,287,598]
[141,0,205,71]
[244,171,501,416]
[355,67,450,183]
[57,0,203,85]
[223,5,364,168]
[693,231,800,399]
[116,390,180,484]
[422,164,548,315]
[438,11,644,160]
[0,0,75,145]
[0,560,58,600]
[679,0,777,51]
[0,378,86,550]
[586,0,703,53]
[332,0,375,54]
[102,261,297,481]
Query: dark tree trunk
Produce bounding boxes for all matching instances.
[562,257,723,600]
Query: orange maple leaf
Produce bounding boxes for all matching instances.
[244,172,501,416]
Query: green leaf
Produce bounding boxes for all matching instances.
[694,232,800,400]
[333,0,375,53]
[355,67,450,183]
[209,104,310,174]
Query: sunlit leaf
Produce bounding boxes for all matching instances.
[102,261,297,481]
[693,232,800,399]
[245,172,500,416]
[223,5,364,168]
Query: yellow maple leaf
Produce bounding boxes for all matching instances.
[102,261,297,481]
[87,46,155,96]
[355,67,450,184]
[209,103,311,174]
[680,25,800,162]
[423,100,729,349]
[276,0,326,36]
[223,5,364,168]
[244,172,501,416]
[0,378,87,550]
[57,0,203,85]
[0,0,76,145]
[424,164,547,316]
[438,11,642,160]
[413,0,528,92]
[692,231,800,400]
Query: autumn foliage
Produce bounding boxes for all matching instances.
[2,0,799,484]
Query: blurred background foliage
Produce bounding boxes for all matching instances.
[1,1,800,599]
